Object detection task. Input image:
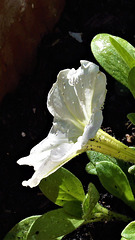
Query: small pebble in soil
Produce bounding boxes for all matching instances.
[32,107,36,114]
[125,134,133,143]
[21,132,26,137]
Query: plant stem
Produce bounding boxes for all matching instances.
[85,203,132,224]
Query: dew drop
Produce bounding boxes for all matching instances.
[63,82,66,89]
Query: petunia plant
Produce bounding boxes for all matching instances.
[17,60,135,188]
[4,60,135,239]
[4,167,132,240]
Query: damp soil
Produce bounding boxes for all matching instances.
[0,1,135,239]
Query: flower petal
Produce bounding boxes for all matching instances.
[73,60,106,122]
[48,60,106,127]
[17,118,83,187]
[47,70,84,131]
[18,141,80,188]
[80,111,103,146]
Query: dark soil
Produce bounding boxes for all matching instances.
[0,0,135,239]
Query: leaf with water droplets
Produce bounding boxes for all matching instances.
[91,34,135,88]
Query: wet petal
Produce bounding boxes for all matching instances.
[17,118,83,187]
[18,141,79,188]
[47,71,84,131]
[47,60,106,128]
[74,60,106,122]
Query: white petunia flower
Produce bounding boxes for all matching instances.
[17,60,106,187]
[17,60,135,188]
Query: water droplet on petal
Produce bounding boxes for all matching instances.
[63,82,66,89]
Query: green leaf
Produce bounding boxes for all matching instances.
[3,216,41,240]
[63,201,83,218]
[110,37,135,69]
[82,183,100,220]
[121,221,135,240]
[128,67,135,97]
[86,150,135,196]
[85,161,97,175]
[39,167,85,207]
[87,150,118,165]
[86,150,118,175]
[96,161,135,210]
[127,113,135,125]
[27,209,84,240]
[91,33,135,88]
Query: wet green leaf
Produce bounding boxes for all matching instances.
[91,34,135,88]
[96,161,135,210]
[121,221,135,240]
[27,209,84,240]
[3,216,40,240]
[109,37,135,69]
[39,167,85,207]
